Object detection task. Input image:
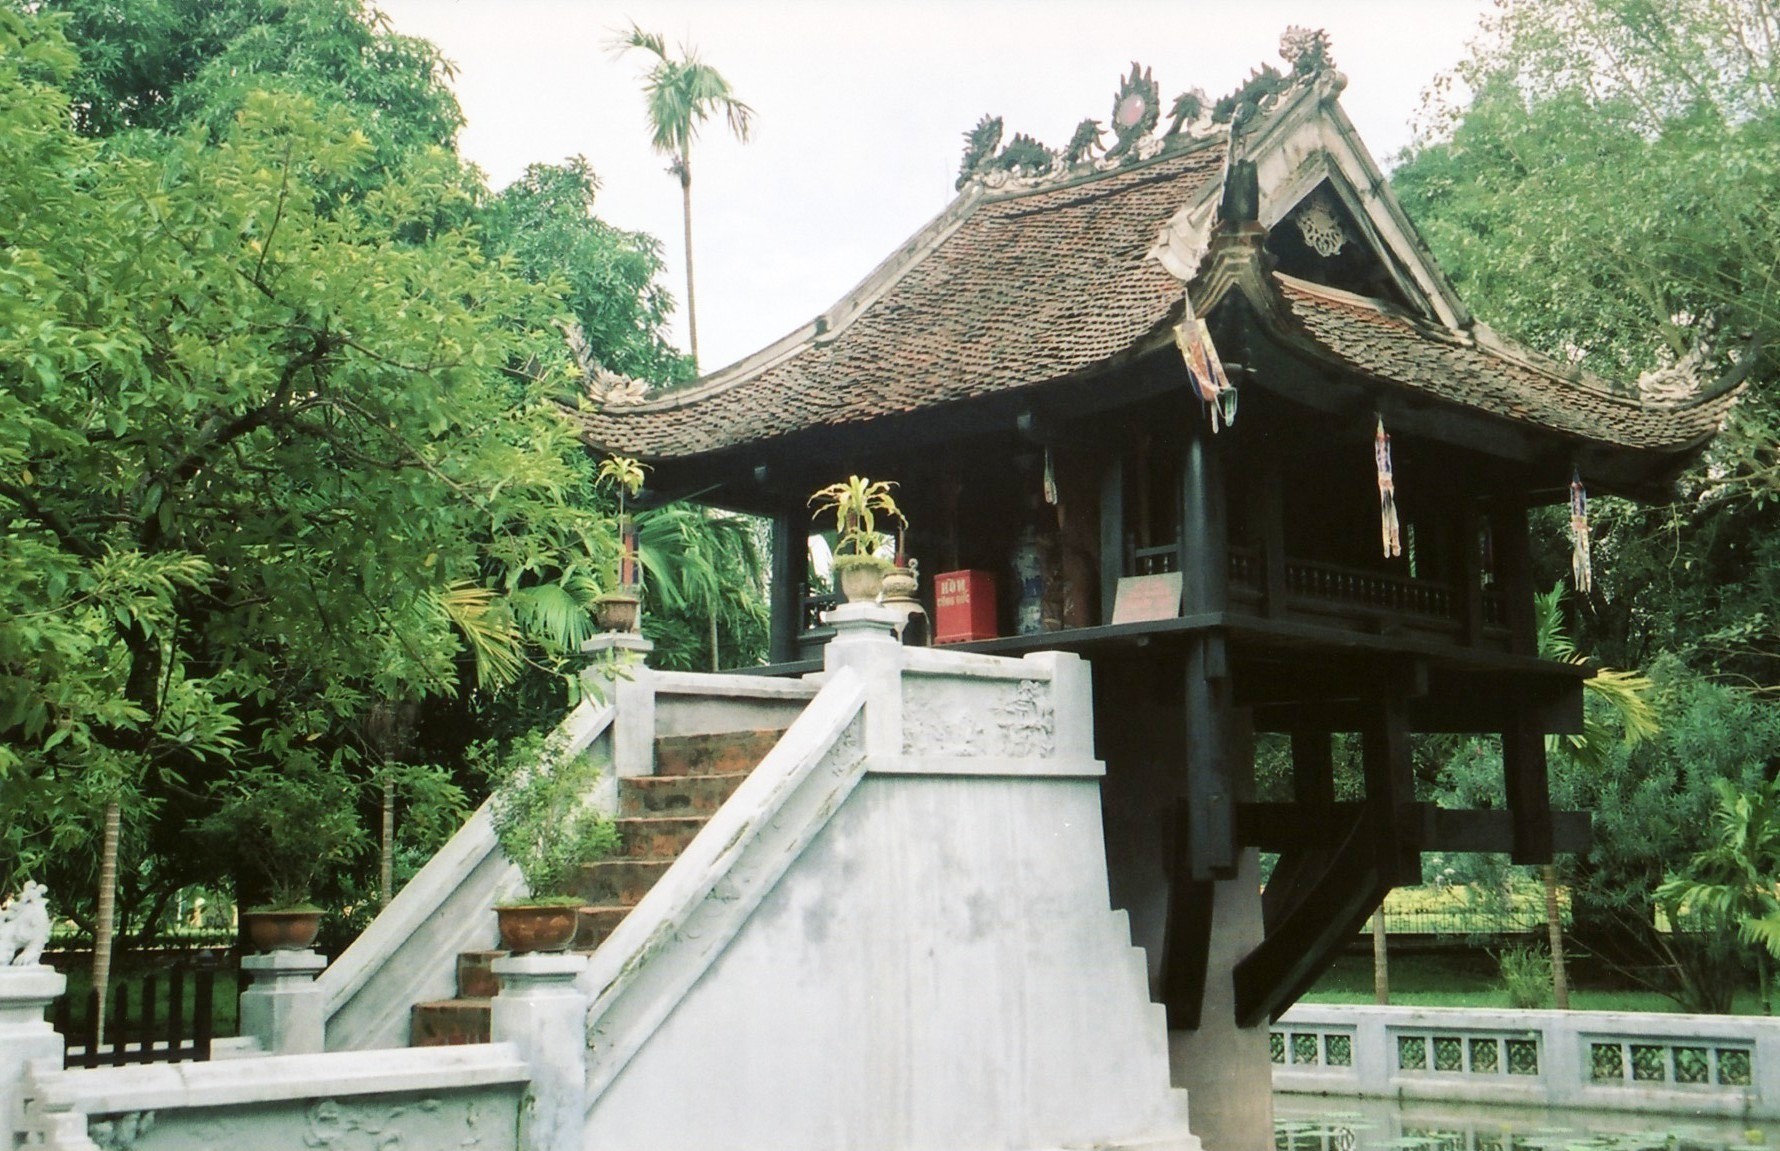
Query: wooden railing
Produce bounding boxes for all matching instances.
[1285,558,1456,619]
[53,953,219,1067]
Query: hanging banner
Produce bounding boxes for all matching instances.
[1570,470,1592,594]
[1173,299,1238,433]
[1375,418,1401,558]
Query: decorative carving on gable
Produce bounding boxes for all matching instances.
[1294,194,1348,258]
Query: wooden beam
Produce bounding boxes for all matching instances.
[1237,802,1591,855]
[1491,503,1537,657]
[1233,804,1389,1027]
[1459,503,1484,648]
[1291,730,1334,806]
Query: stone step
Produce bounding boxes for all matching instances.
[410,998,491,1047]
[456,950,508,999]
[653,728,786,777]
[576,858,673,906]
[574,905,631,950]
[618,815,708,859]
[619,772,748,817]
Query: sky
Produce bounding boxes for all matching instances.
[378,1,1495,375]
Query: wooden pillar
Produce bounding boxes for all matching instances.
[1503,716,1554,864]
[768,504,803,665]
[1291,730,1333,806]
[1259,456,1288,618]
[1458,502,1484,647]
[1181,423,1234,879]
[1099,456,1125,625]
[1361,689,1421,887]
[1491,502,1537,656]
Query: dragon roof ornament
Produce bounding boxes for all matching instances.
[954,27,1341,195]
[560,319,650,408]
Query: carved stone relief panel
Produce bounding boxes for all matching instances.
[902,677,1054,758]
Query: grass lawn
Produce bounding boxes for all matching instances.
[1299,950,1772,1015]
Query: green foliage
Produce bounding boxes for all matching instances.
[484,735,619,901]
[480,159,691,387]
[1497,945,1555,1009]
[0,5,684,936]
[808,476,903,559]
[635,503,769,671]
[200,754,370,909]
[1657,775,1780,1011]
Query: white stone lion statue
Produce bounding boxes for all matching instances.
[0,881,51,966]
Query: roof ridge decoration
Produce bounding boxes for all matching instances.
[559,319,649,406]
[953,27,1343,197]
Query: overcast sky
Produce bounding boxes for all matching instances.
[378,1,1493,374]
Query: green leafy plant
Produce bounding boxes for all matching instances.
[201,755,370,911]
[809,475,903,572]
[1497,945,1554,1010]
[486,736,620,905]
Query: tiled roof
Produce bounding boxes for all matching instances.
[574,143,1229,460]
[1272,276,1738,452]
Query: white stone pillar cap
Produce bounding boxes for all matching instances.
[0,965,65,1001]
[492,952,588,981]
[580,633,654,657]
[240,950,326,978]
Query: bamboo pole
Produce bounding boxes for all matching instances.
[1372,906,1389,1005]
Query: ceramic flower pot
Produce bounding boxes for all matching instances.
[834,558,889,603]
[595,590,642,633]
[494,903,580,953]
[242,909,324,952]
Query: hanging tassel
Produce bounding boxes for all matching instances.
[1173,298,1238,433]
[1043,446,1058,505]
[1570,469,1592,594]
[1375,417,1401,558]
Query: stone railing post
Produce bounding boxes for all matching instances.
[239,950,327,1054]
[491,953,589,1151]
[821,603,903,757]
[582,633,655,781]
[1,964,66,1139]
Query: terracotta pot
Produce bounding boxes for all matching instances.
[495,904,579,953]
[595,591,641,633]
[836,561,887,604]
[243,909,323,952]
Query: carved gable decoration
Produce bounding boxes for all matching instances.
[1268,184,1415,311]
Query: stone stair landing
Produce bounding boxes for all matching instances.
[408,727,785,1046]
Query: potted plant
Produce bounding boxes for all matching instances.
[810,475,904,603]
[488,735,621,952]
[596,454,648,631]
[202,756,370,952]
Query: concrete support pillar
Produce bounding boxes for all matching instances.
[491,952,589,1151]
[821,603,903,757]
[239,950,327,1055]
[0,965,65,1138]
[581,633,656,779]
[1169,849,1272,1151]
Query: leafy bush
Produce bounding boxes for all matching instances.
[1497,946,1554,1010]
[485,736,619,903]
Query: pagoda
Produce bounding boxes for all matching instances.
[574,31,1746,1149]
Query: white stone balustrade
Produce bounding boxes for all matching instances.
[1274,1003,1780,1120]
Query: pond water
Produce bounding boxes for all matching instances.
[1276,1097,1780,1151]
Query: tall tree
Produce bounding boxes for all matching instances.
[0,5,612,968]
[612,24,753,370]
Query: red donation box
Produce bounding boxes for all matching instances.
[932,570,998,644]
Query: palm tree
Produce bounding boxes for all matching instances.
[1535,583,1659,1008]
[1657,777,1780,1014]
[612,24,754,370]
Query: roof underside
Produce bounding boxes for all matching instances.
[574,118,1735,470]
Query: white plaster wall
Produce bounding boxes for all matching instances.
[584,772,1195,1151]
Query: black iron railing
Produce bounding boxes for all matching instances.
[54,952,219,1067]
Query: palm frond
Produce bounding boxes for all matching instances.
[433,581,522,691]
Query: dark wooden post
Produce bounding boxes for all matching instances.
[1099,456,1125,624]
[1490,502,1537,656]
[1257,452,1288,618]
[769,503,803,665]
[1458,502,1484,647]
[1181,423,1234,879]
[1503,716,1554,864]
[1361,688,1421,887]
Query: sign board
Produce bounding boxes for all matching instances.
[1110,573,1183,625]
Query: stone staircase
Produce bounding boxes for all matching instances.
[409,727,787,1046]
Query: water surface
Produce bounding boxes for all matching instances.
[1276,1096,1780,1151]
